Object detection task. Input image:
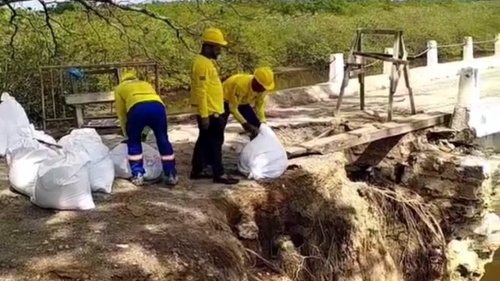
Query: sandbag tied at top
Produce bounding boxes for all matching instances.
[238,124,288,180]
[32,150,95,211]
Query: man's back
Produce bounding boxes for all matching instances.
[115,79,163,112]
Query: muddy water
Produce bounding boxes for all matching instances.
[476,133,500,281]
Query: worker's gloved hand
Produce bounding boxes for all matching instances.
[242,123,259,139]
[200,117,210,130]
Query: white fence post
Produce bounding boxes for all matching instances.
[383,47,394,75]
[426,40,438,67]
[450,67,480,131]
[495,33,500,57]
[463,36,474,62]
[329,53,344,83]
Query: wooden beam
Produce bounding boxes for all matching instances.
[84,68,120,76]
[286,113,451,158]
[40,61,157,71]
[357,29,401,35]
[75,105,84,128]
[65,92,115,105]
[352,52,409,64]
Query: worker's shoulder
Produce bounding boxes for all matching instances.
[192,54,214,69]
[225,74,252,85]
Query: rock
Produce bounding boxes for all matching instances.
[447,239,480,278]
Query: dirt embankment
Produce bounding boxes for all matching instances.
[0,125,497,281]
[213,128,498,281]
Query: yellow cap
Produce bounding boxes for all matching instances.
[254,67,275,91]
[202,28,228,47]
[121,69,137,82]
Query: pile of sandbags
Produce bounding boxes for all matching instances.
[238,124,288,180]
[0,92,170,210]
[0,93,115,211]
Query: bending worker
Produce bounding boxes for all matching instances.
[222,67,275,139]
[114,71,177,187]
[190,28,239,185]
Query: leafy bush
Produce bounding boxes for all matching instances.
[0,0,499,124]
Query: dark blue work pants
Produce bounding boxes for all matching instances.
[126,101,176,177]
[223,102,261,128]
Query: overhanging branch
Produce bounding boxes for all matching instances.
[6,3,19,59]
[39,0,60,58]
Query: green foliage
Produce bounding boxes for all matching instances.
[0,0,499,123]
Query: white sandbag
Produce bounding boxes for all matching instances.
[0,118,6,156]
[238,124,288,180]
[110,142,162,180]
[31,124,57,145]
[32,151,95,210]
[58,128,114,193]
[7,138,61,197]
[0,93,31,155]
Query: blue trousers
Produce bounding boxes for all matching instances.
[223,102,261,128]
[126,101,176,177]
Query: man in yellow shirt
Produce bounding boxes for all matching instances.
[222,67,275,139]
[190,28,239,185]
[114,71,177,187]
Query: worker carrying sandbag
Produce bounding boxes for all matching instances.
[189,27,239,185]
[114,70,177,187]
[222,67,275,140]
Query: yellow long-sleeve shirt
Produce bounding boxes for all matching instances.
[223,74,267,124]
[114,79,164,136]
[190,54,224,118]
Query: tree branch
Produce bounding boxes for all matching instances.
[39,0,60,58]
[6,3,19,60]
[73,0,152,58]
[98,0,193,51]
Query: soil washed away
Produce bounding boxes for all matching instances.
[0,126,498,281]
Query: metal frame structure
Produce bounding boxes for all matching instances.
[336,28,416,121]
[39,61,160,130]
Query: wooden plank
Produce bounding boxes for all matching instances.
[84,68,120,76]
[357,29,401,35]
[65,92,115,105]
[352,52,409,64]
[41,61,157,70]
[286,113,451,158]
[75,105,84,128]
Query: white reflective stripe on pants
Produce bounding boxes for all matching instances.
[161,154,175,161]
[128,154,143,161]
